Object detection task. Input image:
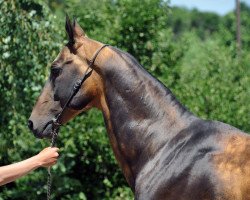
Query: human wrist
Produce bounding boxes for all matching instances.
[32,154,44,168]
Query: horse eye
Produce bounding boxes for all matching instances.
[65,60,73,65]
[51,67,62,76]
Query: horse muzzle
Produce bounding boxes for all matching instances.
[27,119,54,139]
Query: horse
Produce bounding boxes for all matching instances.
[28,17,250,200]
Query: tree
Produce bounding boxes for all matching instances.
[236,0,241,56]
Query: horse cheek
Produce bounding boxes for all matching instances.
[69,94,93,110]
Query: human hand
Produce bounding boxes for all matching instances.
[36,147,59,167]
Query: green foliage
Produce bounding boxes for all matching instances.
[0,0,250,199]
[0,0,62,199]
[168,7,220,39]
[171,34,250,132]
[218,2,250,51]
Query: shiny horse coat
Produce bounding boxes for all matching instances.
[29,17,250,200]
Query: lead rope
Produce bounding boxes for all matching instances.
[45,44,109,200]
[47,120,60,200]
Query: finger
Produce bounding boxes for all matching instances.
[50,147,59,153]
[42,147,51,153]
[40,147,49,153]
[47,158,56,163]
[50,152,59,158]
[53,152,59,157]
[54,147,59,152]
[50,161,57,166]
[49,160,57,166]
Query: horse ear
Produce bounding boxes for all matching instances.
[73,18,85,37]
[65,14,75,45]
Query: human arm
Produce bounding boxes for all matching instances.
[0,147,59,186]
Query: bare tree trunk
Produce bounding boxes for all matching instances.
[236,0,241,56]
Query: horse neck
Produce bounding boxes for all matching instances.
[96,47,196,189]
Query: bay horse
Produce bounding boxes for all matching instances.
[28,17,250,200]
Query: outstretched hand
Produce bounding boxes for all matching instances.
[36,147,59,167]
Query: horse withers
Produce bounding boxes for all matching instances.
[28,17,250,200]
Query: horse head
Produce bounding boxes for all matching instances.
[28,16,106,138]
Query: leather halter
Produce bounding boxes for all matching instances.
[50,44,109,143]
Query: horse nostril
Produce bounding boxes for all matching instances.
[28,120,33,131]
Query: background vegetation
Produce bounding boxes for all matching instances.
[0,0,249,199]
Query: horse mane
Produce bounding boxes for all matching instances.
[109,46,190,116]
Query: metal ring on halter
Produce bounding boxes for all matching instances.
[73,79,82,91]
[52,118,61,127]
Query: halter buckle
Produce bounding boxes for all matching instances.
[52,117,61,128]
[73,79,82,91]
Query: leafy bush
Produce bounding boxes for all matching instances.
[171,34,250,132]
[0,0,62,199]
